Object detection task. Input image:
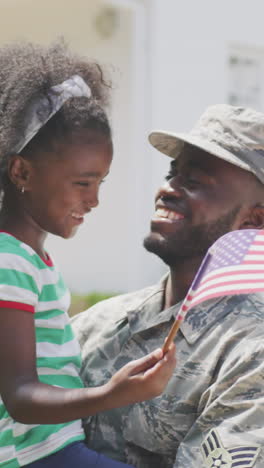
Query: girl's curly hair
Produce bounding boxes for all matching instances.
[0,39,112,192]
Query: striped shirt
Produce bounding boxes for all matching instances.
[0,233,85,467]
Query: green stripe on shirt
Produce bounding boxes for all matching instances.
[35,323,74,344]
[0,269,39,294]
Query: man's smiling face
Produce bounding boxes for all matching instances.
[144,145,262,266]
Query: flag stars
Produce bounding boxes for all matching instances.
[200,229,262,277]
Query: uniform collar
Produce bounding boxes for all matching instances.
[179,295,238,344]
[125,275,250,345]
[126,275,177,334]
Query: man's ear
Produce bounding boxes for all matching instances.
[240,204,264,230]
[8,155,32,191]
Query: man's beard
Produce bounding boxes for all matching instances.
[143,205,241,267]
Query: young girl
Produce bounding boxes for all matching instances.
[0,41,176,467]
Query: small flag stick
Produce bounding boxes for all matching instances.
[162,252,211,353]
[162,319,181,353]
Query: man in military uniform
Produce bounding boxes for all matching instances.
[72,104,264,468]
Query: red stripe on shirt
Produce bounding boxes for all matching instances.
[0,301,35,313]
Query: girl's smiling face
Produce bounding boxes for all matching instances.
[20,130,113,239]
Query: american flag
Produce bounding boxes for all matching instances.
[177,228,264,322]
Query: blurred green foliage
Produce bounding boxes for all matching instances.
[69,291,118,317]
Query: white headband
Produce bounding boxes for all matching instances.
[14,74,92,153]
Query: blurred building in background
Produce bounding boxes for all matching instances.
[1,0,264,293]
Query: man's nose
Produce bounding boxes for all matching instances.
[157,177,183,200]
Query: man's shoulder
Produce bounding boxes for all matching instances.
[91,284,159,312]
[180,291,264,346]
[71,281,163,333]
[221,292,264,325]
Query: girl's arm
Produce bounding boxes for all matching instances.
[0,308,176,424]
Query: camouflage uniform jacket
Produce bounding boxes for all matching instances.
[72,277,264,468]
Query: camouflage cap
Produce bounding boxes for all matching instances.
[149,104,264,184]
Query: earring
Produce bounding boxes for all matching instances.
[21,186,25,194]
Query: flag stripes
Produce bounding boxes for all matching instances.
[176,229,264,324]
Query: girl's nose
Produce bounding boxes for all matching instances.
[88,196,99,209]
[84,189,99,210]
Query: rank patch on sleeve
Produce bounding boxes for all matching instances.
[201,429,260,468]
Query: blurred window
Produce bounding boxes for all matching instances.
[228,45,264,110]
